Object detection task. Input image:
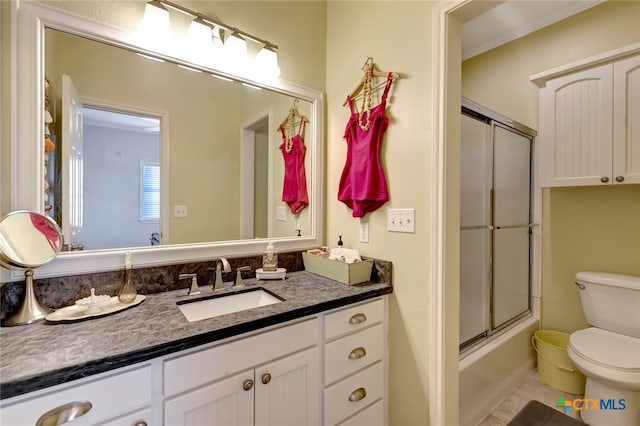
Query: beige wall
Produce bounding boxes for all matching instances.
[462,0,640,336]
[326,2,434,425]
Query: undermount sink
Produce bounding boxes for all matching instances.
[177,287,284,322]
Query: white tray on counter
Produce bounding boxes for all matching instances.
[45,295,145,322]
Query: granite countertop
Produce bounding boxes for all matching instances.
[0,271,392,400]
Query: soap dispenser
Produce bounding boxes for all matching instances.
[262,241,278,272]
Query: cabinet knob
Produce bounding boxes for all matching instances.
[261,373,272,384]
[615,175,625,182]
[132,422,148,426]
[348,347,367,360]
[600,176,610,183]
[348,387,367,402]
[348,313,367,324]
[243,379,254,391]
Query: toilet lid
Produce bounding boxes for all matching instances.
[570,328,640,370]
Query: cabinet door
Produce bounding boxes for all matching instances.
[539,63,613,186]
[164,370,254,426]
[613,54,640,184]
[255,347,320,426]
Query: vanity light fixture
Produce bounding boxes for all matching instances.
[140,0,280,80]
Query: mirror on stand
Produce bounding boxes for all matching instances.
[0,211,63,326]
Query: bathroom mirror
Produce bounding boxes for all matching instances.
[0,211,62,325]
[12,1,324,277]
[45,27,313,251]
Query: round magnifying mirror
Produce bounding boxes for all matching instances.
[0,211,63,326]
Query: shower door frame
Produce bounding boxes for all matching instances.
[459,97,537,353]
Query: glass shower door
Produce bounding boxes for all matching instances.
[492,124,532,328]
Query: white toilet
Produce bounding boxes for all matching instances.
[567,271,640,426]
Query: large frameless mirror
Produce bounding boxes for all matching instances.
[12,1,324,277]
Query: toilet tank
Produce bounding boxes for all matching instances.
[575,271,640,338]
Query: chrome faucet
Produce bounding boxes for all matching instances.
[213,257,231,291]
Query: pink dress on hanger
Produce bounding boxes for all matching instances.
[280,120,309,215]
[338,73,394,218]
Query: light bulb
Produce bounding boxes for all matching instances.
[139,1,171,50]
[223,32,248,73]
[186,18,213,64]
[256,46,281,79]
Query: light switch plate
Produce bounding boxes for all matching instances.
[388,208,415,233]
[359,220,369,243]
[276,206,286,222]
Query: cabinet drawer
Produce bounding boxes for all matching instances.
[95,407,152,426]
[324,299,384,340]
[0,365,151,426]
[323,362,384,426]
[164,318,318,396]
[337,399,384,426]
[324,324,383,385]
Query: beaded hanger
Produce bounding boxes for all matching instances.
[279,99,308,153]
[343,57,400,131]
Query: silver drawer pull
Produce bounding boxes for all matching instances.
[349,313,367,324]
[133,422,148,426]
[36,401,93,426]
[348,387,367,402]
[348,347,367,359]
[243,379,254,391]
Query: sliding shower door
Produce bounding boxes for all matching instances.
[459,100,534,350]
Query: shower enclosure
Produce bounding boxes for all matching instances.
[459,98,536,351]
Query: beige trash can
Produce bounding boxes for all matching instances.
[531,330,585,395]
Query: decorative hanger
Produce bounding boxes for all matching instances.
[343,57,399,107]
[279,99,308,152]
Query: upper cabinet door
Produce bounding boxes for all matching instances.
[613,54,640,184]
[539,63,613,187]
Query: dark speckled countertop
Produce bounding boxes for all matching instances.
[0,271,392,400]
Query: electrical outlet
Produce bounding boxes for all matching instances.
[276,206,286,222]
[174,205,187,218]
[387,208,415,233]
[359,220,369,243]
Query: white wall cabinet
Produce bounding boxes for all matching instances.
[537,50,640,187]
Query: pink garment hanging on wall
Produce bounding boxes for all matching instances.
[338,73,394,218]
[279,120,309,215]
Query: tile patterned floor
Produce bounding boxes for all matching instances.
[477,370,584,425]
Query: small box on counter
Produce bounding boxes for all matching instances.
[302,252,373,285]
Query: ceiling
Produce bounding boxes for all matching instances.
[462,0,606,60]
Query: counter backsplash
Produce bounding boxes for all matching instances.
[1,251,392,320]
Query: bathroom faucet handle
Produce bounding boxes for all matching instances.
[234,266,252,287]
[178,273,201,296]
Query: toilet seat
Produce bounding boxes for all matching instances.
[569,327,640,371]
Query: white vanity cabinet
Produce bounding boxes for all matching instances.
[536,47,640,187]
[0,295,389,426]
[322,298,387,426]
[163,318,320,426]
[0,364,153,426]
